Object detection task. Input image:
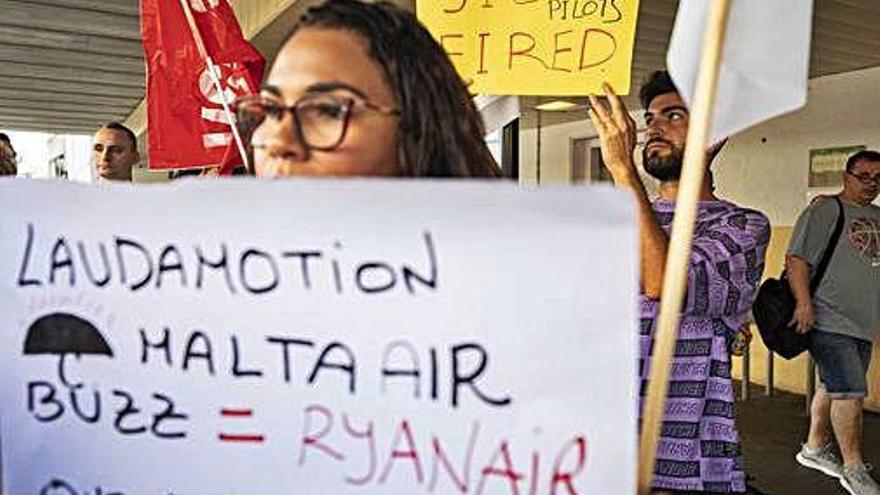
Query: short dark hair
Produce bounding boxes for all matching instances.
[100,122,138,151]
[845,150,880,172]
[639,70,679,109]
[0,132,10,145]
[286,0,500,177]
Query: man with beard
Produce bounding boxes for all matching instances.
[588,71,770,494]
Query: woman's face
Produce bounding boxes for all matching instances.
[250,28,401,178]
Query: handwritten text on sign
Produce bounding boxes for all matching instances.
[417,0,641,95]
[0,179,638,494]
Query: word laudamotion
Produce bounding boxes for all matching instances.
[1,179,638,494]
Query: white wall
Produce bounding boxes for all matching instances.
[64,135,96,183]
[521,118,584,185]
[716,66,880,226]
[6,131,50,178]
[519,110,650,185]
[45,134,94,182]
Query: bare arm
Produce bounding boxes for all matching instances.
[785,255,815,333]
[614,169,670,299]
[588,84,669,299]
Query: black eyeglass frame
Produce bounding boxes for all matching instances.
[234,92,401,152]
[846,170,880,185]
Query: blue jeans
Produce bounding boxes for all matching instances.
[809,329,873,399]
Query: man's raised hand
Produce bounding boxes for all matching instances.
[587,82,638,179]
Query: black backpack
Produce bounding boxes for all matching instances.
[752,197,844,359]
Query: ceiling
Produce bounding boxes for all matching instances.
[0,0,143,134]
[1,0,880,134]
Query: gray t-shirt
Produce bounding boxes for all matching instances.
[787,196,880,341]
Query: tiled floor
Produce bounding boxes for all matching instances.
[736,382,880,495]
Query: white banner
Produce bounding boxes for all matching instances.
[667,0,813,143]
[0,179,638,495]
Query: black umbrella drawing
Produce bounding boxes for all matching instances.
[39,478,77,495]
[23,312,114,388]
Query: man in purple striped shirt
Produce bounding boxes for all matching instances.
[589,71,770,494]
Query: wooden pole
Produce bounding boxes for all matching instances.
[177,0,251,173]
[177,0,209,60]
[637,1,732,493]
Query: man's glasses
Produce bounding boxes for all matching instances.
[847,171,880,186]
[234,92,400,152]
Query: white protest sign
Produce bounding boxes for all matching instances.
[0,179,637,495]
[667,0,813,143]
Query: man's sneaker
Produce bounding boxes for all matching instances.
[795,443,843,478]
[841,464,880,495]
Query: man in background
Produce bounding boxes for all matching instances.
[92,122,139,182]
[790,150,880,495]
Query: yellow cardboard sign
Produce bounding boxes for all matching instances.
[417,0,641,95]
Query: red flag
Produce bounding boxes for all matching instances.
[141,0,265,171]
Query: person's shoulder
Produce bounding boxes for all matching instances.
[738,205,769,223]
[789,195,837,225]
[719,200,770,226]
[805,194,839,214]
[713,201,771,245]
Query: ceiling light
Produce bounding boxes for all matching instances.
[535,100,580,112]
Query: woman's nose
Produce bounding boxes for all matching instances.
[256,112,309,161]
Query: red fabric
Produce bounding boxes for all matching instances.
[141,0,265,171]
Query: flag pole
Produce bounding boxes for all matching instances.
[637,1,732,494]
[177,0,251,174]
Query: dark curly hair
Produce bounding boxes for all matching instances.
[287,0,500,178]
[639,70,679,109]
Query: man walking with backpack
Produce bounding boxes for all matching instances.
[789,150,880,495]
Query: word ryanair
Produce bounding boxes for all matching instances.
[28,405,589,495]
[14,223,438,296]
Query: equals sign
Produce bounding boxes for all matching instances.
[218,407,266,444]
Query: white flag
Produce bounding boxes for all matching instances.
[666,0,814,143]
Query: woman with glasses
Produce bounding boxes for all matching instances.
[235,0,500,179]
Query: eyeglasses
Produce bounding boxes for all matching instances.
[234,92,400,152]
[847,171,880,185]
